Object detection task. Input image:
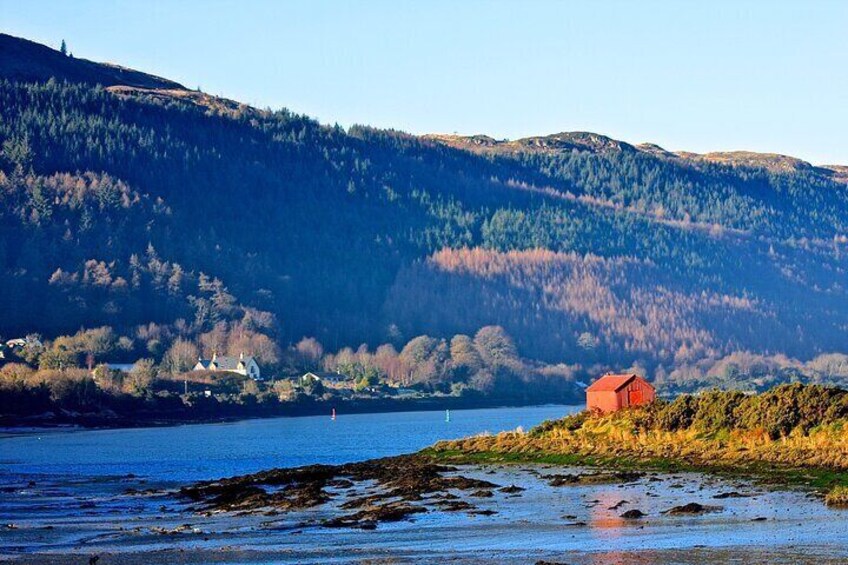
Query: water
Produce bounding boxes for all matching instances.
[3,405,848,564]
[0,404,579,483]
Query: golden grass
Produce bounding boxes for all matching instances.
[439,421,848,470]
[431,411,848,497]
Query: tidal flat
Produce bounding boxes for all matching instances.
[4,458,848,564]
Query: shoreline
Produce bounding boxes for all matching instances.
[7,452,848,565]
[422,385,848,499]
[424,445,843,496]
[0,396,580,432]
[7,386,848,563]
[7,402,848,563]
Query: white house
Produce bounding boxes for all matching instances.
[300,371,350,389]
[193,352,261,380]
[91,362,136,383]
[1,337,42,359]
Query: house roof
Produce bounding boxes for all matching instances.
[198,355,257,371]
[586,373,651,392]
[303,371,347,382]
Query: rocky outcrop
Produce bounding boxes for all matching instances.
[178,455,499,528]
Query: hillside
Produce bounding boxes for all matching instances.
[0,33,184,89]
[1,33,848,391]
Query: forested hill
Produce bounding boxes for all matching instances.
[2,33,848,389]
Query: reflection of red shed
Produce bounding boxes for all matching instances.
[586,373,655,413]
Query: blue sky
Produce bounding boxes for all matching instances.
[3,0,847,164]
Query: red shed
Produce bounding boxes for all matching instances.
[586,373,655,413]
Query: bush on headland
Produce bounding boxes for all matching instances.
[434,384,848,496]
[535,383,848,440]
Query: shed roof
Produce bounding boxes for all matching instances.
[585,373,646,392]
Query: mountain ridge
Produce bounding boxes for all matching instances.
[427,132,845,180]
[3,32,841,176]
[0,33,185,90]
[2,32,848,391]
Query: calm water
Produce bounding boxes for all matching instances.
[0,404,579,483]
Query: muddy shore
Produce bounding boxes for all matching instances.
[5,452,848,564]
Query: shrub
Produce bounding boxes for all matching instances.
[734,384,848,438]
[652,395,699,431]
[690,389,746,433]
[826,486,848,507]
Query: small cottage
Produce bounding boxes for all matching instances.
[1,337,39,360]
[90,362,137,381]
[586,373,655,413]
[301,371,350,389]
[193,352,261,380]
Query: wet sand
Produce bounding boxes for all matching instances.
[4,462,848,564]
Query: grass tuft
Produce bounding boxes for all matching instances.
[826,486,848,507]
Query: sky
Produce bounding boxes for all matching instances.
[3,0,848,164]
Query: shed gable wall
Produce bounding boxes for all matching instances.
[586,375,655,413]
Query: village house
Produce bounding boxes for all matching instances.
[193,352,262,380]
[586,373,655,413]
[90,362,137,383]
[101,363,136,374]
[1,337,41,360]
[300,371,351,389]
